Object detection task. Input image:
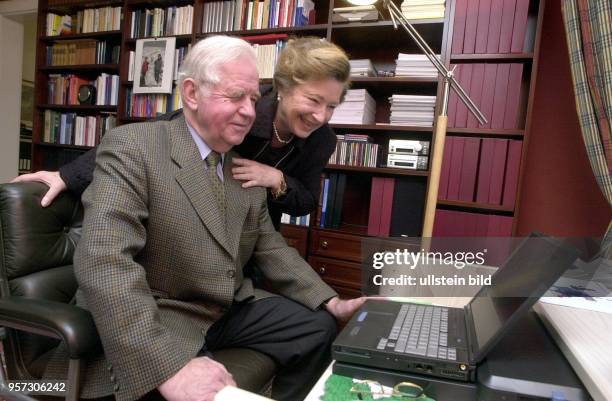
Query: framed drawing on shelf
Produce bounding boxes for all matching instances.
[133,37,176,94]
[20,80,34,129]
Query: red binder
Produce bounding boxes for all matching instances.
[480,63,497,128]
[467,63,485,128]
[462,0,480,54]
[486,0,504,54]
[367,177,384,236]
[447,137,465,201]
[475,0,491,53]
[452,0,468,54]
[491,63,510,129]
[502,140,523,208]
[511,0,529,53]
[503,63,523,129]
[488,139,508,205]
[459,137,481,202]
[476,138,494,203]
[498,0,516,53]
[379,178,395,237]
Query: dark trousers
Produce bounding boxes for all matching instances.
[204,297,337,401]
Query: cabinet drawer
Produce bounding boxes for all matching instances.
[309,256,361,290]
[309,230,363,263]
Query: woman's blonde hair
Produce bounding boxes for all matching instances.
[273,37,351,101]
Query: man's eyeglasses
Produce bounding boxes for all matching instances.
[349,380,430,400]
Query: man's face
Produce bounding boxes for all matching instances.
[193,57,260,153]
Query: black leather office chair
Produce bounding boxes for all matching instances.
[0,182,275,401]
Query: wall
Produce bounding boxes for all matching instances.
[22,17,37,83]
[515,1,610,238]
[0,15,23,181]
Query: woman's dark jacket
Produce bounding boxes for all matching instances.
[58,85,337,229]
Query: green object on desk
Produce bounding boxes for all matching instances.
[322,374,435,401]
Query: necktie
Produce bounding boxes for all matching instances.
[205,151,225,215]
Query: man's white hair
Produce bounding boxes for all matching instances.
[177,35,257,91]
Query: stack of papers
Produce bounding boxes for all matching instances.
[395,53,440,78]
[389,94,436,126]
[349,59,377,77]
[401,0,445,20]
[330,89,376,125]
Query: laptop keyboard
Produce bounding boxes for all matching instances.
[376,304,457,361]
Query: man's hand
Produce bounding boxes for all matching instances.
[231,158,284,191]
[324,296,367,322]
[11,171,67,207]
[158,357,236,401]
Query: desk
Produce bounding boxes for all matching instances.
[303,298,612,401]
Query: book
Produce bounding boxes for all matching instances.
[503,63,524,129]
[488,139,509,205]
[451,0,467,54]
[462,0,479,54]
[511,0,530,53]
[458,137,480,202]
[474,0,491,53]
[379,178,395,237]
[367,177,385,236]
[390,177,426,237]
[502,140,522,208]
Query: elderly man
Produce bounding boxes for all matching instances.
[49,35,364,401]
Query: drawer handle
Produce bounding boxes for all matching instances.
[321,240,329,249]
[319,266,326,275]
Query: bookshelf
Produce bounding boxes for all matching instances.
[31,0,545,297]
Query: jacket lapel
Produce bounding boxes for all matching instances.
[170,115,233,257]
[223,151,249,257]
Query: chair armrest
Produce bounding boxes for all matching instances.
[0,297,102,359]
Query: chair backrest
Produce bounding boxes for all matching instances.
[0,182,82,378]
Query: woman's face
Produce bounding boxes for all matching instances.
[276,78,344,139]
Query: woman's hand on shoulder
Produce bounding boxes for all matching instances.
[231,157,284,190]
[11,171,67,207]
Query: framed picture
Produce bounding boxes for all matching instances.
[20,80,34,128]
[133,37,176,94]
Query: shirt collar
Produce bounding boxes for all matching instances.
[186,119,225,166]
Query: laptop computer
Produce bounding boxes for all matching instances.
[332,233,580,382]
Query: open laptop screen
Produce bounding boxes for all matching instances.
[468,234,579,362]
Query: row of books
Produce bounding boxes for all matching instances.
[202,0,315,33]
[439,137,522,207]
[329,89,376,125]
[448,63,523,129]
[46,40,120,66]
[329,134,380,168]
[253,40,287,79]
[395,53,440,79]
[124,87,183,118]
[452,0,531,55]
[45,7,122,36]
[367,176,426,237]
[433,209,512,237]
[130,6,194,38]
[42,110,116,147]
[127,46,190,82]
[47,74,119,106]
[318,173,346,229]
[280,213,310,226]
[389,94,436,126]
[401,0,445,20]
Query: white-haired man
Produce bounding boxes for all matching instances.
[42,36,364,401]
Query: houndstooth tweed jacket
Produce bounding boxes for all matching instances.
[43,115,337,401]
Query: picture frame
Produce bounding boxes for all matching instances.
[20,80,35,128]
[133,37,176,94]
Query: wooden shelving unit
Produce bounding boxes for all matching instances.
[31,0,546,295]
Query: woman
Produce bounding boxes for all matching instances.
[13,37,350,230]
